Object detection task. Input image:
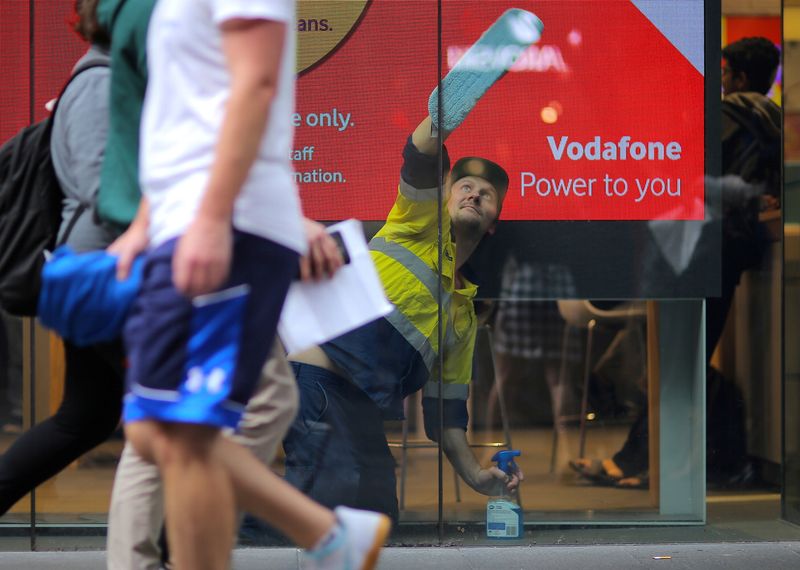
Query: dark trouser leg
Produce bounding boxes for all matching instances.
[610,276,738,481]
[283,363,398,523]
[705,276,737,367]
[612,408,649,477]
[0,314,9,423]
[0,341,123,514]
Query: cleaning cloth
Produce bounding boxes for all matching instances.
[429,8,543,133]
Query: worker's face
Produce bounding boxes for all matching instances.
[447,175,500,236]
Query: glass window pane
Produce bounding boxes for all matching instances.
[2,0,792,554]
[783,5,800,524]
[0,313,28,525]
[287,0,444,538]
[434,0,710,539]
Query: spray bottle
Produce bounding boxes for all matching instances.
[486,449,522,539]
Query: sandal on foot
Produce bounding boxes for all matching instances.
[615,473,649,490]
[568,459,622,486]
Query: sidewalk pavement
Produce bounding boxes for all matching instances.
[1,542,800,569]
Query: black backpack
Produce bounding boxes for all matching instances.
[719,94,781,274]
[721,94,781,198]
[0,61,107,317]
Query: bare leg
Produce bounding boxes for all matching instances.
[545,360,571,474]
[127,419,336,568]
[137,422,236,570]
[216,436,335,547]
[107,342,299,569]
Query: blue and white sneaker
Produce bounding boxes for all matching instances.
[301,506,391,570]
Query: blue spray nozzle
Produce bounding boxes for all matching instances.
[492,449,521,475]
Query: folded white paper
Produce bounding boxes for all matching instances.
[278,219,393,354]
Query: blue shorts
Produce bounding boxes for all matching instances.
[123,231,298,429]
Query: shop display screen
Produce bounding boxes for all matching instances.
[293,0,718,298]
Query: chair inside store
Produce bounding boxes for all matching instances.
[553,300,647,468]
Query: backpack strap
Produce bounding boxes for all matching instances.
[49,59,109,120]
[56,203,89,248]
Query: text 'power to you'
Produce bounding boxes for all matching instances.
[520,135,686,204]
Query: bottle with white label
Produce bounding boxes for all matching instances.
[486,449,523,539]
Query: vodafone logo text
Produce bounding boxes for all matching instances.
[446,44,567,73]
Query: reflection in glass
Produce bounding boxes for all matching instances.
[783,18,800,525]
[0,312,26,523]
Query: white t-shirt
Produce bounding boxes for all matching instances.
[140,0,306,254]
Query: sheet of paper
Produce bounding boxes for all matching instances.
[278,219,393,354]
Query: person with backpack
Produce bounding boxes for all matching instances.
[0,0,125,515]
[715,36,781,352]
[570,37,781,490]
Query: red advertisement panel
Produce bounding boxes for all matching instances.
[295,0,705,221]
[2,1,706,223]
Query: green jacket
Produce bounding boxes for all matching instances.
[96,0,156,229]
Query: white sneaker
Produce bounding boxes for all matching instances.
[301,506,392,570]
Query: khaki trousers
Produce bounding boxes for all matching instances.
[106,341,298,570]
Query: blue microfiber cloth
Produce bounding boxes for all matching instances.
[429,8,543,133]
[38,246,144,346]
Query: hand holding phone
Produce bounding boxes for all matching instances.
[299,219,349,281]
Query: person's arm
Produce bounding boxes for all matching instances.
[410,116,438,157]
[421,389,522,496]
[380,108,456,235]
[441,427,523,496]
[373,132,450,243]
[172,18,286,297]
[410,116,455,157]
[108,196,150,280]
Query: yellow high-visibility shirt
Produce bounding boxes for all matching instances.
[369,178,477,404]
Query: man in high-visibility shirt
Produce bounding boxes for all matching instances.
[285,114,522,521]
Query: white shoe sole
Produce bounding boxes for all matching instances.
[358,514,391,570]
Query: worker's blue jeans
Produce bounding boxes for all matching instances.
[283,362,399,523]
